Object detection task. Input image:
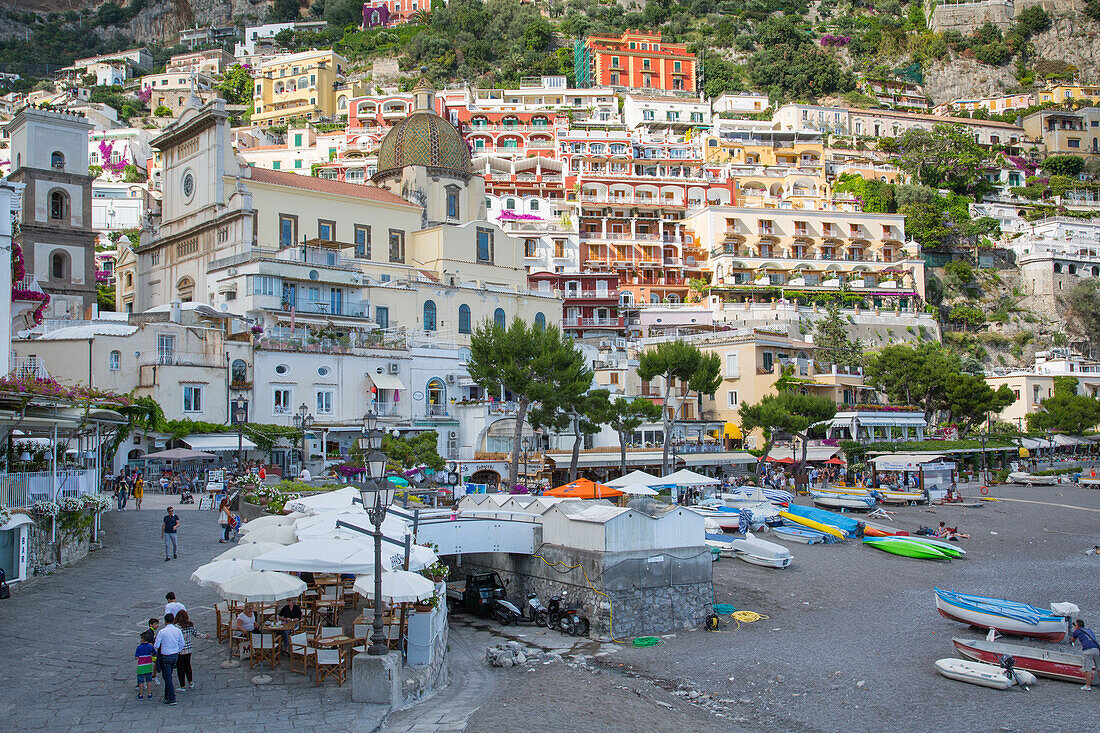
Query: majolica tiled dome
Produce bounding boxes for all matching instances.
[376,79,471,175]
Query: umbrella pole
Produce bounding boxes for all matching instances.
[221,613,240,668]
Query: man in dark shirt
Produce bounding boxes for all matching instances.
[161,507,180,562]
[1071,619,1099,690]
[277,600,303,650]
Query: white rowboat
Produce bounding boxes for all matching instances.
[934,658,1036,690]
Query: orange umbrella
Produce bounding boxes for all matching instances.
[824,457,846,466]
[544,478,623,499]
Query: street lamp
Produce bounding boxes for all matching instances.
[233,398,248,471]
[358,420,395,656]
[292,403,314,476]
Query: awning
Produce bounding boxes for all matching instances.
[871,453,945,471]
[181,434,258,452]
[722,423,743,440]
[545,451,666,468]
[681,451,758,466]
[368,373,406,391]
[765,446,840,462]
[1,514,34,531]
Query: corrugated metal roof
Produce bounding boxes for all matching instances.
[36,323,138,340]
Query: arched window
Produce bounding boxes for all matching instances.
[177,277,195,302]
[1054,263,1063,274]
[426,378,446,415]
[530,200,539,211]
[109,350,121,371]
[423,299,437,331]
[493,308,506,328]
[506,198,516,210]
[125,272,133,288]
[231,359,248,384]
[51,251,68,280]
[534,312,546,329]
[51,151,65,169]
[49,190,67,221]
[458,304,471,334]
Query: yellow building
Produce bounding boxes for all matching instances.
[251,50,367,127]
[686,205,926,301]
[1038,84,1100,105]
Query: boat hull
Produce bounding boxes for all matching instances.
[734,551,792,568]
[935,593,1068,641]
[779,510,846,539]
[935,658,1035,690]
[863,537,948,559]
[771,525,827,544]
[811,494,876,511]
[952,637,1087,683]
[893,536,965,557]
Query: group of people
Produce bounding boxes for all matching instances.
[110,470,144,511]
[233,599,306,652]
[134,592,209,705]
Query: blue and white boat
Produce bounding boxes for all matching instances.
[771,523,833,544]
[934,589,1070,641]
[809,489,876,511]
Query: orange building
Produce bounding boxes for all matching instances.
[575,31,696,94]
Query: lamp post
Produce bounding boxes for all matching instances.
[357,411,394,656]
[233,398,247,471]
[292,403,314,476]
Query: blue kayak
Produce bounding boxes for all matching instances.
[783,503,861,535]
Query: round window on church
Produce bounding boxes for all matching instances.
[182,170,195,201]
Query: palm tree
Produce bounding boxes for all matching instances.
[410,9,431,24]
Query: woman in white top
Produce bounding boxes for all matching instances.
[235,603,257,633]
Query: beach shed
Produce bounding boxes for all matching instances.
[540,502,705,553]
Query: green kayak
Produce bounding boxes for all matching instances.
[862,537,951,559]
[890,536,965,558]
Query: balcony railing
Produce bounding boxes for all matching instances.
[9,357,49,380]
[141,351,225,368]
[425,404,449,417]
[563,316,624,328]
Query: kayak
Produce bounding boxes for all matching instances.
[778,510,846,539]
[892,536,966,558]
[862,525,894,538]
[862,537,951,559]
[810,490,877,511]
[771,524,832,544]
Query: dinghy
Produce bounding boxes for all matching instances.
[729,532,793,568]
[810,490,876,511]
[783,503,861,535]
[934,658,1036,690]
[771,524,831,544]
[863,537,950,559]
[934,589,1071,641]
[705,533,737,558]
[952,636,1088,683]
[874,489,928,505]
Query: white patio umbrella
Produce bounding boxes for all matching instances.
[191,559,255,588]
[284,486,362,514]
[250,538,378,574]
[616,482,660,497]
[218,569,306,603]
[660,468,721,486]
[213,541,284,562]
[241,523,297,545]
[328,529,439,572]
[239,514,296,535]
[353,569,435,604]
[293,509,408,541]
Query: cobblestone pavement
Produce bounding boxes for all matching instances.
[0,506,388,732]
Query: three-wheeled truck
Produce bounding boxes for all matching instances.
[446,572,515,624]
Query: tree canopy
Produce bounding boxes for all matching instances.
[1027,377,1100,434]
[894,124,990,195]
[813,302,863,368]
[604,396,663,476]
[739,390,836,475]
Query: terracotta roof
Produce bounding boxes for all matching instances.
[247,167,415,206]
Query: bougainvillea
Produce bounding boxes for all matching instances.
[0,374,134,406]
[820,35,852,47]
[497,211,544,221]
[97,140,128,176]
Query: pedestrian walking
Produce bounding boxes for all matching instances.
[172,610,209,692]
[1071,619,1100,691]
[164,591,186,618]
[117,473,129,511]
[153,614,184,705]
[135,630,156,701]
[218,497,235,543]
[162,506,180,562]
[134,472,144,510]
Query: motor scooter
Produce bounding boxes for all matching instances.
[545,596,590,636]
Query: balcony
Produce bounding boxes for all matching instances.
[8,357,48,380]
[141,351,224,368]
[563,316,624,328]
[255,293,370,319]
[425,404,449,418]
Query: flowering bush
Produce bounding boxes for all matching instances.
[81,494,112,513]
[30,500,60,517]
[497,211,544,221]
[95,270,111,283]
[11,288,50,324]
[335,464,366,477]
[97,140,128,176]
[58,496,84,512]
[135,87,151,103]
[820,35,852,47]
[250,325,265,335]
[0,504,11,526]
[0,374,133,406]
[236,472,264,487]
[12,243,25,282]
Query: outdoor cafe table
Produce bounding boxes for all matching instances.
[313,635,356,649]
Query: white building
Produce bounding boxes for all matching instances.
[234,21,329,58]
[91,181,148,235]
[486,193,580,274]
[712,92,769,116]
[623,93,709,131]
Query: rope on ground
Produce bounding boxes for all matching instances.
[532,553,620,642]
[731,610,767,623]
[632,636,661,647]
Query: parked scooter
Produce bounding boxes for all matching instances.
[496,593,551,626]
[492,598,522,626]
[545,596,590,636]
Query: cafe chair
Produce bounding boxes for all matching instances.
[287,632,312,675]
[314,647,346,687]
[214,601,230,643]
[250,631,280,669]
[319,625,343,639]
[230,628,250,660]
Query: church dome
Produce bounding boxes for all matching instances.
[375,80,471,177]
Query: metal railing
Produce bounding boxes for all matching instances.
[9,357,49,380]
[140,351,224,368]
[0,468,98,509]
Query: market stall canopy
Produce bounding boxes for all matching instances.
[680,452,758,467]
[615,482,659,496]
[352,569,435,603]
[605,470,662,487]
[722,422,743,440]
[181,434,258,452]
[765,456,794,464]
[218,570,306,603]
[143,447,216,460]
[1052,434,1092,447]
[870,453,945,472]
[545,478,623,499]
[824,457,846,466]
[659,469,720,486]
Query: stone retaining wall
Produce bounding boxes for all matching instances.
[457,543,713,638]
[28,509,96,573]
